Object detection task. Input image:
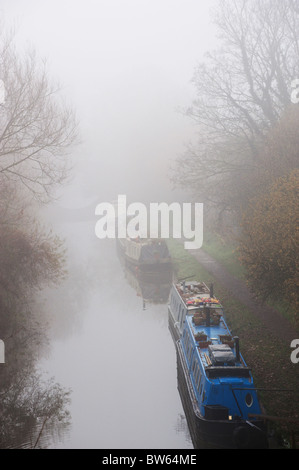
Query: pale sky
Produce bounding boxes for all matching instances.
[0,0,219,206]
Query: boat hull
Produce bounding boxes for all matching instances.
[124,255,172,271]
[176,340,268,449]
[168,306,180,343]
[116,238,172,272]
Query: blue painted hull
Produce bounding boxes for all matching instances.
[176,340,268,449]
[168,282,269,449]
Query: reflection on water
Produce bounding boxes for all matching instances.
[3,220,192,449]
[0,367,71,449]
[3,417,71,450]
[117,243,174,306]
[0,246,72,449]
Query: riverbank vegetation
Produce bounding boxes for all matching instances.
[172,0,299,330]
[203,230,298,331]
[0,27,77,448]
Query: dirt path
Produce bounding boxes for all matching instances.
[189,249,298,345]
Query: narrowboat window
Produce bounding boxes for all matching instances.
[183,330,187,346]
[196,364,200,382]
[193,364,198,384]
[186,340,191,360]
[193,364,199,391]
[185,335,191,355]
[195,364,200,388]
[180,306,184,322]
[188,346,193,363]
[197,371,202,391]
[245,393,254,408]
[187,342,192,362]
[178,306,183,324]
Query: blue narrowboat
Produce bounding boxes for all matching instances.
[168,281,268,449]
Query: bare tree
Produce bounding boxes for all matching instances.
[0,367,71,449]
[0,29,78,202]
[172,0,299,220]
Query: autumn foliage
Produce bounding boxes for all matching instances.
[239,169,299,320]
[253,105,299,192]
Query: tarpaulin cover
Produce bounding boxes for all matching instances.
[208,344,236,366]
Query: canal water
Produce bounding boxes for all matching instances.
[33,218,193,449]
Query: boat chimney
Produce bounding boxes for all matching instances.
[210,283,214,298]
[234,337,240,362]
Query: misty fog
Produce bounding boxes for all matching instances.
[0,0,220,449]
[1,0,218,207]
[1,0,298,451]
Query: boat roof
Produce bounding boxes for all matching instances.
[175,281,223,310]
[186,312,250,378]
[127,237,168,245]
[176,280,250,378]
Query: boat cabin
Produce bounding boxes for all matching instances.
[170,281,263,421]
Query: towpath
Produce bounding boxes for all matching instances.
[188,248,298,345]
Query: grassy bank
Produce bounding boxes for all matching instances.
[167,238,299,447]
[202,232,246,280]
[202,232,297,328]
